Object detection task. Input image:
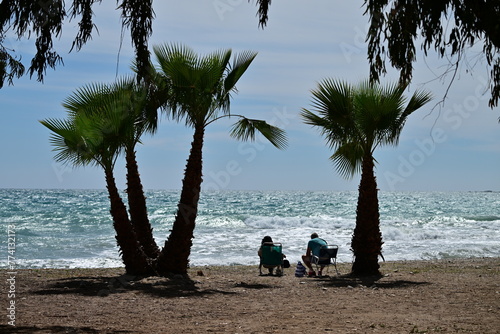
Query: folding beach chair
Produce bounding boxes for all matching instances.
[259,242,284,276]
[311,244,339,276]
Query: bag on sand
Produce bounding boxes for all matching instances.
[295,261,307,277]
[283,259,290,268]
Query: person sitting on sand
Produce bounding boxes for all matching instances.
[301,232,327,277]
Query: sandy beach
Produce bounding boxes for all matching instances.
[2,257,499,333]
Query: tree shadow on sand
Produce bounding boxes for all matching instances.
[313,273,431,289]
[32,273,256,299]
[0,324,132,333]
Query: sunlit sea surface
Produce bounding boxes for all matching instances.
[1,189,499,268]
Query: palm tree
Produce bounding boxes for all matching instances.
[62,78,161,259]
[301,79,431,276]
[40,106,153,275]
[152,43,288,275]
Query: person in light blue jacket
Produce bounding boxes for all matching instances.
[301,232,327,277]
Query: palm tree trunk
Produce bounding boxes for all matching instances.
[104,168,153,275]
[351,154,383,276]
[156,126,204,276]
[125,149,160,258]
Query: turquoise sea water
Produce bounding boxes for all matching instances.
[1,189,499,268]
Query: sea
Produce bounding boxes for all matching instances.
[1,189,499,269]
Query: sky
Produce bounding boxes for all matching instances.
[1,1,499,192]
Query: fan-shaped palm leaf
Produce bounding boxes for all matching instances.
[223,50,258,106]
[229,118,287,149]
[330,141,365,179]
[40,117,91,167]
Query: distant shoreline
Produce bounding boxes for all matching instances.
[4,256,500,273]
[3,256,498,273]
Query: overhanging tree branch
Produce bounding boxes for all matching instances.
[364,0,500,108]
[0,0,155,87]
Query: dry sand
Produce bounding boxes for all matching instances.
[2,257,499,333]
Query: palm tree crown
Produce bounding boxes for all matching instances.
[152,43,286,148]
[302,79,432,178]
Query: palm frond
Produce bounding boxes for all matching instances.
[403,89,433,119]
[301,79,359,152]
[40,118,94,168]
[385,87,433,146]
[311,79,357,134]
[230,117,287,149]
[300,108,329,127]
[62,82,111,116]
[224,50,258,95]
[330,142,364,179]
[153,43,197,88]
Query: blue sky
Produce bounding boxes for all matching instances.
[1,1,499,191]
